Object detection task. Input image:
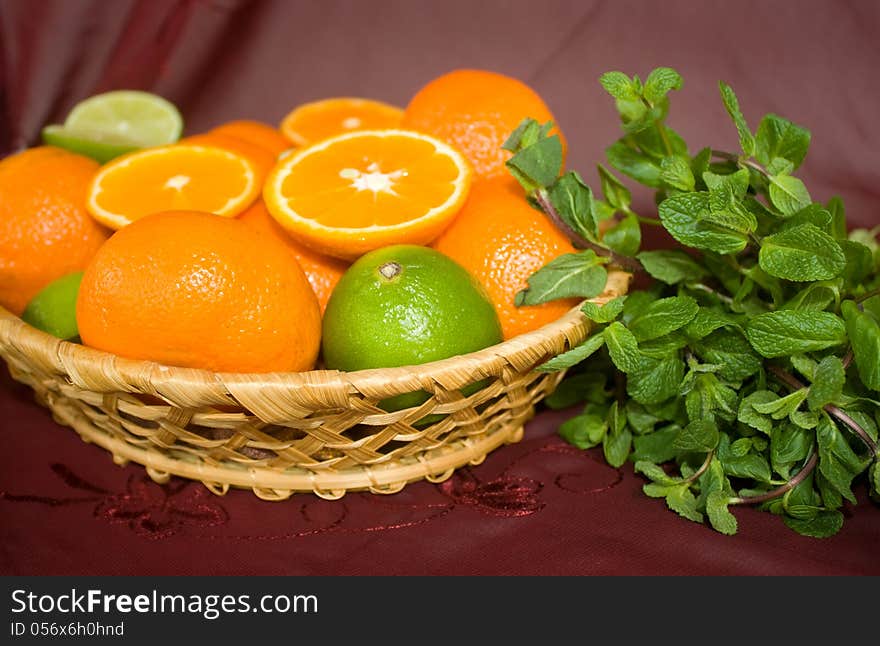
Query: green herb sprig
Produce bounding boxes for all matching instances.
[505,67,880,537]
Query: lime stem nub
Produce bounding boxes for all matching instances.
[379,261,402,280]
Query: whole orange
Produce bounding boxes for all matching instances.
[402,69,566,179]
[432,177,579,340]
[0,146,109,315]
[238,200,348,312]
[76,210,321,373]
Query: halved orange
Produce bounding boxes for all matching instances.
[210,119,291,158]
[180,132,276,181]
[263,129,472,260]
[87,144,260,229]
[280,98,404,147]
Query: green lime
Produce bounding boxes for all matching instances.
[21,272,84,340]
[41,125,141,163]
[43,90,183,162]
[322,245,503,412]
[65,90,183,144]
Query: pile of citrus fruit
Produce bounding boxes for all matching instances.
[1,69,576,380]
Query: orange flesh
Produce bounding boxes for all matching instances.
[282,99,403,145]
[282,135,461,228]
[92,147,256,223]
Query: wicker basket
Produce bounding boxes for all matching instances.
[0,270,629,500]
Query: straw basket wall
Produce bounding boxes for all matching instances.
[0,270,630,500]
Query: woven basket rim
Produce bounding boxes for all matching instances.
[0,270,630,398]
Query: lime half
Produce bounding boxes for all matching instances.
[65,90,183,145]
[41,125,141,163]
[22,272,84,340]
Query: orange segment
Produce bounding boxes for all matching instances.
[210,119,291,158]
[263,129,472,260]
[86,144,260,230]
[280,98,404,147]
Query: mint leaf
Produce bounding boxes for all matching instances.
[632,425,680,463]
[658,192,748,254]
[722,452,772,482]
[841,300,880,391]
[745,310,847,357]
[768,174,812,216]
[506,135,563,190]
[627,354,685,405]
[700,208,757,236]
[752,389,808,419]
[559,413,607,449]
[639,332,688,357]
[694,329,762,382]
[626,401,660,434]
[660,155,695,191]
[690,147,712,183]
[635,460,680,486]
[599,71,639,101]
[683,308,734,340]
[643,67,683,104]
[502,118,540,152]
[665,484,703,523]
[770,424,813,478]
[637,249,707,284]
[779,204,832,232]
[547,171,599,239]
[581,296,626,323]
[673,419,719,452]
[718,81,755,156]
[759,224,846,281]
[602,213,641,257]
[603,322,641,373]
[738,390,778,434]
[840,240,874,285]
[597,164,632,210]
[755,114,810,169]
[516,250,608,305]
[603,424,632,468]
[538,333,606,372]
[628,295,699,342]
[807,355,845,410]
[704,168,750,211]
[706,491,737,535]
[826,196,847,239]
[783,510,844,538]
[781,282,839,312]
[545,373,607,409]
[816,415,868,503]
[606,141,662,187]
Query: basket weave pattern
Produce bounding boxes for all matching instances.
[0,271,629,500]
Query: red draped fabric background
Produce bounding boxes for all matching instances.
[1,0,878,575]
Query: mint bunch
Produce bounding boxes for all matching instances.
[505,67,880,537]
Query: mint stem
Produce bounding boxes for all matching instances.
[683,450,714,484]
[710,149,769,178]
[635,214,664,227]
[856,287,880,303]
[689,282,735,305]
[639,96,674,156]
[769,364,878,456]
[729,452,818,505]
[534,189,643,273]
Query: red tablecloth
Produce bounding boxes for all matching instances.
[1,0,879,575]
